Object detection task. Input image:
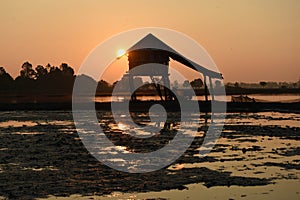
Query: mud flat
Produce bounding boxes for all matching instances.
[0,111,299,199]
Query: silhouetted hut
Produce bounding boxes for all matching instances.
[125,33,223,101]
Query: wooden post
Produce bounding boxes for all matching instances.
[129,74,136,101]
[209,77,215,101]
[204,75,208,102]
[209,77,215,123]
[163,75,171,101]
[150,76,163,101]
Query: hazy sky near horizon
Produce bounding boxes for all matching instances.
[0,0,299,83]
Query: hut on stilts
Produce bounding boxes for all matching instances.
[123,33,223,102]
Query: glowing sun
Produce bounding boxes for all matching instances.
[116,49,126,58]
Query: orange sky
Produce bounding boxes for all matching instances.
[0,0,299,83]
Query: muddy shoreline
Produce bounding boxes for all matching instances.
[0,101,299,113]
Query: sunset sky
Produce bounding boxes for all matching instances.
[0,0,299,83]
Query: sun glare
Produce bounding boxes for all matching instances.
[116,49,126,58]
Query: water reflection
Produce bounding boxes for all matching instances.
[95,94,300,103]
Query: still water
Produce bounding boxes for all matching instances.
[95,94,300,103]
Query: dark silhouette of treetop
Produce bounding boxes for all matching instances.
[259,81,267,88]
[60,63,74,76]
[0,67,13,91]
[35,65,48,79]
[20,61,36,79]
[190,78,203,89]
[9,62,76,95]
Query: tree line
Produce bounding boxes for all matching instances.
[0,62,121,97]
[0,62,76,94]
[0,62,206,95]
[2,61,297,96]
[226,81,300,89]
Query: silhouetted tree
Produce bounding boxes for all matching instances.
[45,63,52,73]
[0,67,12,80]
[60,63,74,76]
[214,80,222,89]
[173,80,179,89]
[35,65,48,79]
[0,67,13,91]
[20,62,36,79]
[12,62,76,94]
[234,82,239,88]
[15,62,36,92]
[182,80,190,88]
[259,81,267,88]
[40,63,75,93]
[97,80,111,92]
[190,78,203,89]
[112,80,119,88]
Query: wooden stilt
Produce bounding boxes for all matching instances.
[150,76,163,101]
[209,77,215,123]
[129,74,136,101]
[204,75,208,102]
[209,77,215,101]
[163,75,171,101]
